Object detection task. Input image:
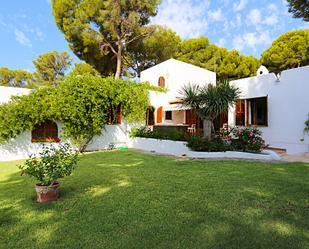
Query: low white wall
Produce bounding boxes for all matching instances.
[85,123,129,151]
[229,66,309,155]
[0,123,129,162]
[128,137,280,160]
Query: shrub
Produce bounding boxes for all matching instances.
[230,127,266,152]
[18,143,78,186]
[187,136,229,152]
[305,114,309,133]
[130,126,187,141]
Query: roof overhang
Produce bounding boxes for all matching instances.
[163,104,191,111]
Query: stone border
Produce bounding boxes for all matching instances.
[128,137,281,161]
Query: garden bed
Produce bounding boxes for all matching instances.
[128,137,280,160]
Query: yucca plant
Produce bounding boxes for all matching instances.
[180,81,240,140]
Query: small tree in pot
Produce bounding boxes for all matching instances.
[18,143,78,203]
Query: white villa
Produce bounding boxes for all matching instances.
[229,65,309,154]
[141,58,218,134]
[0,59,309,161]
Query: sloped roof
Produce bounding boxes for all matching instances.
[141,58,215,75]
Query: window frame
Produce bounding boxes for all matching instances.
[107,104,122,125]
[165,111,172,120]
[235,96,268,127]
[31,120,59,143]
[158,76,165,88]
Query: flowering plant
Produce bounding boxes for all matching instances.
[230,127,266,152]
[18,143,78,185]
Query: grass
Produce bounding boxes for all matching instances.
[0,150,308,249]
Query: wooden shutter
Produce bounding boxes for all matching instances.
[116,105,122,124]
[158,77,165,88]
[157,106,163,123]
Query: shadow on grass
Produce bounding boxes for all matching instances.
[0,151,308,249]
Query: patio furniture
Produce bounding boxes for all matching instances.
[187,124,196,134]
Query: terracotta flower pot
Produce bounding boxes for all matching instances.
[35,182,60,203]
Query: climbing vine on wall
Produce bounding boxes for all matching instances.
[0,75,159,151]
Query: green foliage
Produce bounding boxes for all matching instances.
[187,136,229,152]
[128,25,182,76]
[0,76,151,151]
[187,127,265,153]
[69,62,101,77]
[0,87,56,143]
[230,127,266,152]
[52,0,160,78]
[261,30,309,73]
[304,114,309,133]
[0,67,32,88]
[177,37,260,80]
[33,51,72,86]
[18,143,78,185]
[287,0,309,21]
[130,126,187,141]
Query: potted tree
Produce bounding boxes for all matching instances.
[18,143,78,203]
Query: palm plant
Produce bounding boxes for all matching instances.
[180,81,240,140]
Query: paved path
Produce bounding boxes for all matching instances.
[281,153,309,163]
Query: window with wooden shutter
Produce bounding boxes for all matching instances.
[108,105,122,125]
[31,120,59,143]
[157,106,163,123]
[247,97,268,126]
[158,76,165,88]
[235,100,245,126]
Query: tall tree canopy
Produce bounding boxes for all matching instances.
[287,0,309,21]
[33,51,72,87]
[128,25,181,76]
[0,68,32,88]
[69,62,101,77]
[177,37,259,81]
[52,0,160,78]
[261,29,309,73]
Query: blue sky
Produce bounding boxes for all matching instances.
[0,0,308,72]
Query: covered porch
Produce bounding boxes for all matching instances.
[146,101,228,135]
[146,101,203,134]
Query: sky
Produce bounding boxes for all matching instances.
[0,0,308,72]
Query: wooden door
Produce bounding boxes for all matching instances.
[185,110,197,126]
[157,106,163,123]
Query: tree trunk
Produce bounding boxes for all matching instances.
[79,135,93,153]
[203,119,212,140]
[114,42,123,79]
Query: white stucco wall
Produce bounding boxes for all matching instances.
[163,110,185,125]
[229,66,309,154]
[128,137,280,160]
[140,59,216,124]
[0,86,31,103]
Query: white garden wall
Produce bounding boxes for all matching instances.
[0,86,31,103]
[128,137,280,160]
[229,66,309,154]
[0,123,129,161]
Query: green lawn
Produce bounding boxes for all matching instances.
[0,151,308,249]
